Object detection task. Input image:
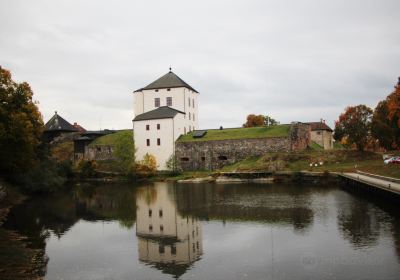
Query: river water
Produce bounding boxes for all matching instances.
[3,182,400,280]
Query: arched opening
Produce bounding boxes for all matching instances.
[218,155,228,161]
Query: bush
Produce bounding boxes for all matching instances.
[76,160,97,178]
[135,154,157,177]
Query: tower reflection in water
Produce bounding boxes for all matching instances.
[136,183,203,277]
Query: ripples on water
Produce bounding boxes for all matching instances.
[3,182,400,280]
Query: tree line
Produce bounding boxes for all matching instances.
[334,78,400,151]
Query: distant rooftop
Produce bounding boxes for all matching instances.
[44,111,77,132]
[133,106,185,122]
[135,70,198,93]
[306,122,333,132]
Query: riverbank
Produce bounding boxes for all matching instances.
[0,181,45,280]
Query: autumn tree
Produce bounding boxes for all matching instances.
[334,105,373,151]
[243,114,265,127]
[371,100,397,150]
[0,66,44,176]
[387,78,400,127]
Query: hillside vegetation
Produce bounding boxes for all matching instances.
[221,150,400,178]
[178,125,290,142]
[89,130,133,146]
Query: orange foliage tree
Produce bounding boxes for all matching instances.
[243,114,265,127]
[334,105,373,151]
[0,66,44,176]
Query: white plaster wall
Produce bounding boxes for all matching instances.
[133,87,199,131]
[134,113,186,170]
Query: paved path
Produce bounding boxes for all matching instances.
[341,172,400,195]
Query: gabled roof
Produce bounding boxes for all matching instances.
[44,111,78,132]
[135,70,198,93]
[133,106,185,122]
[307,122,333,132]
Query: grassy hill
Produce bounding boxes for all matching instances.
[177,125,290,142]
[89,130,133,146]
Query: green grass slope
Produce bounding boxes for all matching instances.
[178,125,290,142]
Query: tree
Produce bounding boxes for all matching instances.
[334,105,373,151]
[371,100,396,150]
[136,153,157,176]
[113,131,135,175]
[243,114,265,127]
[387,79,400,127]
[265,115,279,126]
[0,66,44,177]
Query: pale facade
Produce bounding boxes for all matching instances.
[136,183,203,272]
[133,71,199,170]
[307,122,334,150]
[134,113,185,170]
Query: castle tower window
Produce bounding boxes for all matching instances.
[189,112,191,120]
[193,113,195,121]
[154,98,160,107]
[192,99,195,108]
[166,97,172,106]
[159,209,163,217]
[167,88,171,91]
[160,225,164,232]
[155,89,159,92]
[157,123,160,130]
[188,97,191,107]
[149,225,153,232]
[218,155,228,160]
[184,127,186,134]
[171,245,176,255]
[180,157,190,162]
[146,139,150,146]
[157,138,161,146]
[148,209,152,217]
[201,156,205,161]
[146,124,150,131]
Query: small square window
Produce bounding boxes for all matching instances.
[155,89,159,92]
[146,125,150,131]
[167,88,171,91]
[146,139,150,146]
[157,124,160,130]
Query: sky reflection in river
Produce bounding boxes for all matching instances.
[4,182,400,280]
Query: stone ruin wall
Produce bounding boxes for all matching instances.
[175,123,310,171]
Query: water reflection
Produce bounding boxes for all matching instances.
[175,183,316,233]
[136,183,203,278]
[1,182,400,279]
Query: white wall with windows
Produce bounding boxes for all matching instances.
[133,113,185,170]
[134,87,198,131]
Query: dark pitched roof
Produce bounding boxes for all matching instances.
[133,106,185,122]
[135,71,198,93]
[44,112,78,132]
[307,122,333,132]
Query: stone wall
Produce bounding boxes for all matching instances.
[84,145,114,161]
[175,123,310,171]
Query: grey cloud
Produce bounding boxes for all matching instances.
[1,0,399,130]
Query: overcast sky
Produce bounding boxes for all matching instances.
[1,0,399,130]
